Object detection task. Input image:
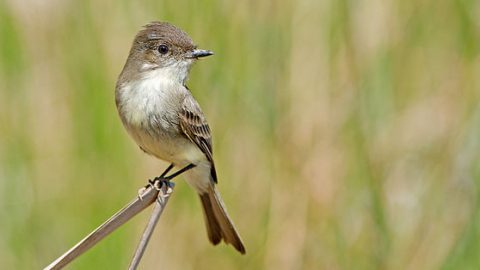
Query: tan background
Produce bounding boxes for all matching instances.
[0,0,479,269]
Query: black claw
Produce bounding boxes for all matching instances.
[144,179,156,189]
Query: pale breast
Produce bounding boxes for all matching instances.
[116,72,206,165]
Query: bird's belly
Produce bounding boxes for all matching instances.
[131,127,212,193]
[127,125,205,165]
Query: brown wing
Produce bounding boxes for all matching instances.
[179,95,217,183]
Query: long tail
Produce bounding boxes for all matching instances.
[199,185,246,254]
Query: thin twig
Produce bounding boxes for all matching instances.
[44,184,160,270]
[129,181,174,270]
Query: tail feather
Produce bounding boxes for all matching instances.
[199,194,222,245]
[199,185,246,254]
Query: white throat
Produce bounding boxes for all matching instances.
[141,59,192,86]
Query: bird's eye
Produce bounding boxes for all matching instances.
[158,44,169,54]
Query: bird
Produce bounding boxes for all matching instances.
[115,21,245,254]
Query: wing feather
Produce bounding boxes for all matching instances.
[179,95,217,183]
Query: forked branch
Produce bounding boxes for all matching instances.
[44,180,174,270]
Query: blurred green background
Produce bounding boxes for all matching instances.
[1,0,479,269]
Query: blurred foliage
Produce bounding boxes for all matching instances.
[0,0,479,269]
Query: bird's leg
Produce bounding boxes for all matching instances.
[149,164,175,186]
[138,164,175,200]
[163,163,196,180]
[138,163,196,200]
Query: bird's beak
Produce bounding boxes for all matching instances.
[188,49,214,58]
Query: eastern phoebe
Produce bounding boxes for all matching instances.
[115,22,245,254]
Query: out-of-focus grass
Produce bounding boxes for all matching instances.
[0,0,479,269]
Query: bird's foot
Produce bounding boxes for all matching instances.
[137,177,164,200]
[137,163,193,201]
